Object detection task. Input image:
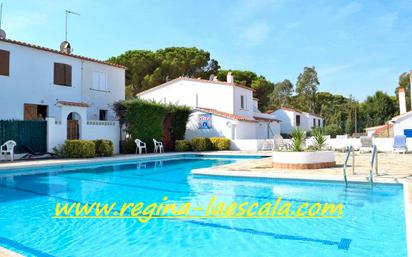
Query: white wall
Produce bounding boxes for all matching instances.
[185,111,233,139]
[230,139,274,151]
[271,109,323,134]
[0,40,125,121]
[185,111,265,140]
[138,80,235,114]
[393,116,412,136]
[233,86,254,117]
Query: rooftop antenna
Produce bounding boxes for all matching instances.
[65,10,80,42]
[60,10,79,54]
[0,3,6,39]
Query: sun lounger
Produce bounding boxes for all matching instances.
[360,136,373,153]
[392,135,408,154]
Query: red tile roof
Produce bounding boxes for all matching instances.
[253,116,281,122]
[196,107,257,122]
[57,101,89,107]
[0,38,126,69]
[137,77,255,96]
[373,124,393,136]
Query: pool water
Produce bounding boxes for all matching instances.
[0,155,407,257]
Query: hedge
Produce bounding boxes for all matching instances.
[94,139,114,157]
[191,137,212,151]
[120,139,136,154]
[114,99,191,152]
[210,137,230,150]
[175,140,191,152]
[58,140,96,158]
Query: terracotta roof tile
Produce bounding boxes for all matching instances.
[58,101,89,107]
[253,116,281,122]
[0,38,126,69]
[196,107,257,122]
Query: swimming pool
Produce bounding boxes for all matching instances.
[0,154,407,257]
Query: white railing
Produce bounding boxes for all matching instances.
[86,120,116,126]
[369,145,378,184]
[343,145,355,186]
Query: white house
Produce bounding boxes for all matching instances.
[269,107,324,135]
[137,74,281,140]
[0,37,125,153]
[390,87,412,137]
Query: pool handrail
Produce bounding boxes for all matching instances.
[343,145,355,186]
[369,145,378,184]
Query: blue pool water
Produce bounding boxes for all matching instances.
[0,155,407,257]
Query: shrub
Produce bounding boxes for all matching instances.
[175,140,191,152]
[311,128,327,150]
[191,137,212,151]
[59,140,95,158]
[210,137,230,150]
[323,124,342,138]
[120,139,136,154]
[290,128,305,152]
[94,139,114,157]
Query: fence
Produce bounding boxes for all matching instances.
[0,120,47,153]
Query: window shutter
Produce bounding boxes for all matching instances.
[65,64,72,86]
[54,63,64,85]
[0,49,10,76]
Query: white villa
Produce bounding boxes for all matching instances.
[269,107,324,135]
[137,73,281,141]
[0,37,125,153]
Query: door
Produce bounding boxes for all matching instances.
[24,104,38,120]
[67,120,79,140]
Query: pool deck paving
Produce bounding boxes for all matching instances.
[0,151,411,257]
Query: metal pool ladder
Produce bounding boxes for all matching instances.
[369,145,378,184]
[343,145,355,186]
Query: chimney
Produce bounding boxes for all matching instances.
[399,87,407,114]
[226,72,234,83]
[410,70,412,111]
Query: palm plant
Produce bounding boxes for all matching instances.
[290,128,305,152]
[312,127,326,150]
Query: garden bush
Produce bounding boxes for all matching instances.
[191,137,212,151]
[210,137,230,150]
[59,140,95,158]
[94,139,114,157]
[175,140,191,152]
[120,139,136,154]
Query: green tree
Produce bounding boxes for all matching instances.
[109,47,219,98]
[395,72,411,113]
[216,70,258,86]
[251,77,274,111]
[295,67,319,113]
[108,50,158,97]
[270,79,294,107]
[361,91,397,128]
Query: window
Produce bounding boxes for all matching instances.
[92,71,108,91]
[318,119,321,127]
[99,110,108,121]
[0,49,10,76]
[54,63,72,86]
[313,118,316,127]
[295,115,301,126]
[24,104,48,120]
[240,95,247,109]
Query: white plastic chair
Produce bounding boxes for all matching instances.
[134,139,147,154]
[153,139,164,153]
[1,140,17,161]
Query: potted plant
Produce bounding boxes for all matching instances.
[272,128,335,169]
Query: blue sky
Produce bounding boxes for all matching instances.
[2,0,412,100]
